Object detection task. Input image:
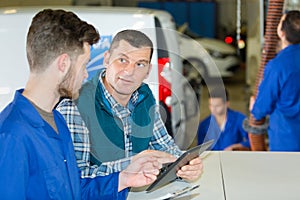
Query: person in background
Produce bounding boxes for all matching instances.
[197,87,250,150]
[250,10,300,151]
[57,29,203,181]
[0,9,174,199]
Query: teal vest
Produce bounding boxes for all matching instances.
[76,70,155,164]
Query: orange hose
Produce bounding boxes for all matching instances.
[248,0,284,151]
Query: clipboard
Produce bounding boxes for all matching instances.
[146,139,214,192]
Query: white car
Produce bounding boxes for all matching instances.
[0,6,199,149]
[179,24,241,84]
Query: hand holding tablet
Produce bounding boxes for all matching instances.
[146,139,214,192]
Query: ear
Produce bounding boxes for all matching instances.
[277,16,286,40]
[103,51,110,68]
[57,53,71,74]
[226,101,230,107]
[278,29,285,39]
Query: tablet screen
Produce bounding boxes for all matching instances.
[146,139,214,192]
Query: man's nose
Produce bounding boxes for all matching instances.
[123,62,135,75]
[210,107,216,113]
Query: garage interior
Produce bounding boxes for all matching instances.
[2,1,300,199]
[1,0,299,144]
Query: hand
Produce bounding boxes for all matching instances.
[132,149,176,164]
[118,152,176,191]
[176,157,203,181]
[249,95,255,111]
[224,143,250,151]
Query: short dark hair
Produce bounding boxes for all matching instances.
[208,87,229,102]
[281,10,300,44]
[109,29,153,60]
[26,9,100,72]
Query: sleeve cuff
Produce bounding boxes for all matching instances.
[115,172,129,199]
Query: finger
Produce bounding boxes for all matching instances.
[132,156,157,166]
[188,157,202,165]
[144,168,160,175]
[150,150,176,159]
[140,158,168,173]
[181,162,203,172]
[177,173,199,181]
[133,150,175,163]
[177,166,202,175]
[138,159,161,171]
[132,150,158,162]
[157,156,177,165]
[125,156,159,172]
[177,167,202,180]
[177,161,203,180]
[143,173,157,184]
[224,147,232,151]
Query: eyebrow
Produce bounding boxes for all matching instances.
[118,53,150,63]
[118,53,129,59]
[137,59,150,64]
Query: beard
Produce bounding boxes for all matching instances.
[58,66,80,100]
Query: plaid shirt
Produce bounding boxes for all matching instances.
[56,70,182,178]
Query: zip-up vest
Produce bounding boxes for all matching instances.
[75,70,155,164]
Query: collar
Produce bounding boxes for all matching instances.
[13,89,45,128]
[13,89,64,139]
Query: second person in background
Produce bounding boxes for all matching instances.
[197,87,250,150]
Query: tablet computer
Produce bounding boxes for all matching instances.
[146,139,214,192]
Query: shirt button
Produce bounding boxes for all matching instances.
[64,159,67,162]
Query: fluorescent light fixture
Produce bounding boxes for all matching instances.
[0,87,11,95]
[4,9,17,14]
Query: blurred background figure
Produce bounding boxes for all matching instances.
[197,87,250,151]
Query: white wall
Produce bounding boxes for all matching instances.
[284,0,300,10]
[0,0,72,7]
[215,0,247,38]
[74,0,112,6]
[245,0,263,93]
[0,0,134,7]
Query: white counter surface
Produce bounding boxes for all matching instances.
[128,151,300,200]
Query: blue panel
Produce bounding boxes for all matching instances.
[86,35,112,80]
[189,2,216,38]
[137,1,217,38]
[137,2,164,10]
[164,2,188,26]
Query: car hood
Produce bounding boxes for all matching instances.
[196,38,236,54]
